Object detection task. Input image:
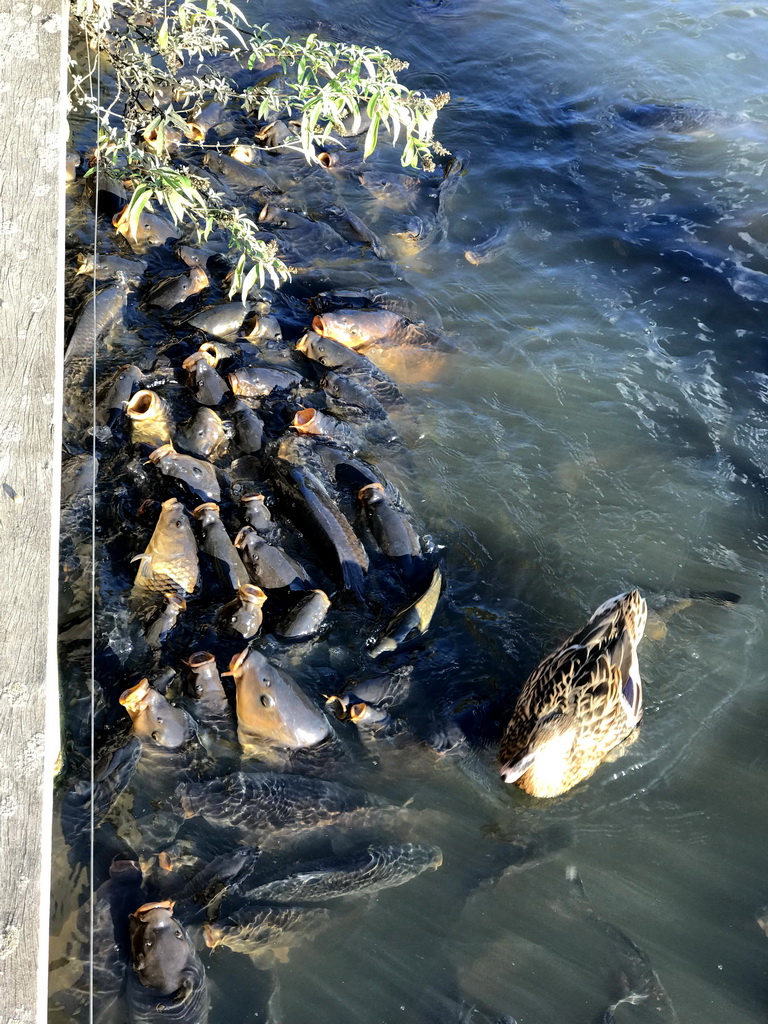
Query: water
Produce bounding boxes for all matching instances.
[54,1,768,1022]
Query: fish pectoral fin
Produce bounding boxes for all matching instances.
[131,553,154,579]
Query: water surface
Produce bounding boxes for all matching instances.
[55,1,768,1021]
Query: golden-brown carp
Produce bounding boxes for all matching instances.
[125,390,174,449]
[132,498,199,597]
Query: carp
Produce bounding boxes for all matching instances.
[147,444,221,503]
[193,502,250,591]
[119,678,194,750]
[369,566,443,657]
[217,583,268,639]
[174,407,227,460]
[128,901,209,1023]
[226,648,332,757]
[144,592,186,647]
[241,842,443,904]
[275,590,331,640]
[66,275,131,364]
[132,498,199,597]
[126,390,174,449]
[97,363,142,428]
[234,525,310,590]
[182,351,228,407]
[204,904,330,964]
[228,365,303,398]
[186,301,250,338]
[175,770,393,836]
[113,205,178,252]
[147,266,209,309]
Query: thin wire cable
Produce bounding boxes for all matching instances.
[86,17,103,1024]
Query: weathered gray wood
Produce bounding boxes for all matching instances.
[0,0,65,1021]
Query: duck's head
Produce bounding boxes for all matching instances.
[501,711,579,798]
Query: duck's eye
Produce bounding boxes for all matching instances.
[261,694,274,707]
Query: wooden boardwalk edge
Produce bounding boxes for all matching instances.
[0,1,66,1021]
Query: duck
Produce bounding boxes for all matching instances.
[499,589,648,798]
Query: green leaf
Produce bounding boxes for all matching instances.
[127,185,152,240]
[157,17,169,50]
[363,112,380,159]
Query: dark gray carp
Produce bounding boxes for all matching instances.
[147,266,209,309]
[174,407,227,459]
[228,365,303,398]
[234,525,310,590]
[291,407,360,450]
[60,735,142,850]
[97,363,142,427]
[242,312,283,343]
[203,150,279,192]
[271,439,369,595]
[326,666,414,719]
[76,251,144,284]
[204,904,330,964]
[193,502,250,591]
[320,204,388,260]
[240,493,274,533]
[182,351,228,407]
[128,901,209,1024]
[126,390,174,449]
[217,583,268,639]
[186,301,250,338]
[50,857,145,1022]
[175,770,393,836]
[148,444,221,503]
[132,498,199,597]
[185,651,229,709]
[275,589,331,640]
[66,275,130,364]
[358,481,422,559]
[567,868,681,1024]
[226,648,332,757]
[369,566,443,657]
[119,678,195,749]
[320,370,389,421]
[227,398,264,453]
[241,842,443,904]
[145,592,186,647]
[295,331,404,404]
[358,169,423,209]
[174,846,262,921]
[185,651,237,751]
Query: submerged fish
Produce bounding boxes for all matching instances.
[175,771,393,836]
[204,904,330,964]
[241,842,443,903]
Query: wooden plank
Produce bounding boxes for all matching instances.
[0,0,65,1020]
